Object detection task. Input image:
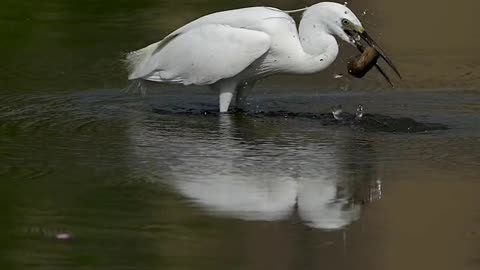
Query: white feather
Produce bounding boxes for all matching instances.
[128,24,270,85]
[126,34,179,80]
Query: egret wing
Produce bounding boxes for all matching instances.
[164,7,290,41]
[126,24,271,85]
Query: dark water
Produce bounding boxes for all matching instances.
[1,89,479,270]
[1,0,480,270]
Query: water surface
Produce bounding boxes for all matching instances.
[1,89,479,270]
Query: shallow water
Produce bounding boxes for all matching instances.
[2,0,480,269]
[1,89,479,270]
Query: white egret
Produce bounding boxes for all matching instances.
[126,2,400,112]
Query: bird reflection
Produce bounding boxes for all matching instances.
[128,112,382,230]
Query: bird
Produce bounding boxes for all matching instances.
[126,2,400,113]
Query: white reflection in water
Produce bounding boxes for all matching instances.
[129,114,380,230]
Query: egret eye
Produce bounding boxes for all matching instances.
[341,19,349,25]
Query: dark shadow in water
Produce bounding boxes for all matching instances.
[152,107,449,133]
[129,113,384,230]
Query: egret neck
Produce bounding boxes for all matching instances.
[294,10,339,74]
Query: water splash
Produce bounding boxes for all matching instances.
[356,104,364,119]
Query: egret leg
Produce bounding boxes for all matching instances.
[219,90,234,113]
[214,80,238,113]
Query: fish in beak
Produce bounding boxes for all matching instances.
[358,30,402,78]
[345,27,402,86]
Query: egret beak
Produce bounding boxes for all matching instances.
[357,28,402,79]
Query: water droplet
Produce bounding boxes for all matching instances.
[356,104,364,119]
[331,105,343,120]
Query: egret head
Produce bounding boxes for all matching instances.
[307,2,401,79]
[304,2,362,45]
[325,4,363,45]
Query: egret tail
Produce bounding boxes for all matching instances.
[126,33,181,80]
[126,41,161,80]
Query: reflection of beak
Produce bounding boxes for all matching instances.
[358,31,402,79]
